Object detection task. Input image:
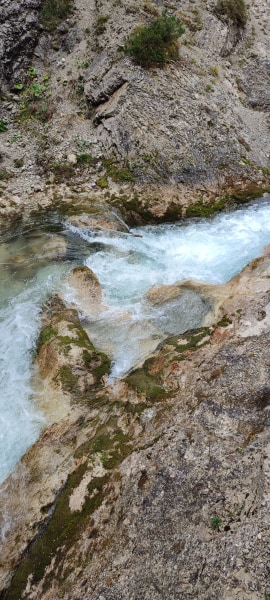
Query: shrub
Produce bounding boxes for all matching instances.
[210,515,222,530]
[214,0,247,27]
[0,120,7,132]
[16,68,53,123]
[124,12,185,67]
[96,15,108,35]
[0,168,11,180]
[40,0,73,31]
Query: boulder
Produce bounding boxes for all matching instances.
[65,265,105,317]
[67,211,129,233]
[36,294,110,396]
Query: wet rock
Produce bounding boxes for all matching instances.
[29,234,68,260]
[67,211,129,233]
[65,265,105,317]
[144,283,213,335]
[37,294,110,396]
[2,249,270,599]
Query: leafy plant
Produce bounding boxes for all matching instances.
[124,12,185,67]
[16,68,52,123]
[0,120,7,132]
[214,0,247,27]
[14,83,24,91]
[210,515,222,530]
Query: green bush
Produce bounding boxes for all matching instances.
[214,0,247,27]
[0,120,7,132]
[124,12,185,67]
[16,69,53,123]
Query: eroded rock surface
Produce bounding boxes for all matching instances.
[1,251,270,599]
[0,0,270,222]
[65,265,105,317]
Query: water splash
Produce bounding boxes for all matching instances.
[1,197,270,481]
[0,265,68,483]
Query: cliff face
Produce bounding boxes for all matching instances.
[0,0,270,223]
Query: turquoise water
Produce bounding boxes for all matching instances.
[1,196,270,481]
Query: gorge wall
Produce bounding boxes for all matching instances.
[0,0,270,224]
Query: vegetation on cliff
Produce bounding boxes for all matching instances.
[124,12,185,67]
[214,0,247,27]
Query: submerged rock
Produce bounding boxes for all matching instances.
[29,235,68,261]
[144,280,221,334]
[67,211,129,233]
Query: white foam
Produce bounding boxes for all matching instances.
[67,198,270,377]
[1,198,270,481]
[0,265,67,483]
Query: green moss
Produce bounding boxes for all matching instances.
[92,429,131,470]
[96,176,108,189]
[82,349,92,367]
[103,158,135,183]
[230,187,269,204]
[110,193,154,226]
[2,418,134,596]
[162,202,183,222]
[167,327,211,354]
[59,366,78,391]
[185,186,270,220]
[217,314,232,327]
[186,197,227,218]
[126,371,165,400]
[93,352,111,380]
[2,465,109,600]
[125,401,148,415]
[37,326,58,349]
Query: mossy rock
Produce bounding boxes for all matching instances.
[126,370,165,400]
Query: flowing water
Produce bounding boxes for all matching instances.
[1,196,270,482]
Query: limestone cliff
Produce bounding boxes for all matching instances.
[0,0,270,224]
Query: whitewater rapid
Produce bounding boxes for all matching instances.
[1,196,270,482]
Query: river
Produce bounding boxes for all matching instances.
[1,196,270,482]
